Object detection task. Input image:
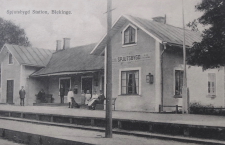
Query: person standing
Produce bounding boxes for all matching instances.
[59,85,64,104]
[19,86,26,106]
[67,88,74,108]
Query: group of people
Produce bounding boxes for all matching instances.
[86,90,105,110]
[18,85,105,110]
[67,89,105,110]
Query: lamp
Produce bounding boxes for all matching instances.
[146,73,154,84]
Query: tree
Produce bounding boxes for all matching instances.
[0,17,30,49]
[187,0,225,70]
[186,19,199,32]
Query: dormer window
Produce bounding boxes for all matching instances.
[9,53,13,64]
[122,24,137,46]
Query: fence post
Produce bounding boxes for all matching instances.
[176,105,178,114]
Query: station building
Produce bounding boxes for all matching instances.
[91,15,225,112]
[0,15,224,112]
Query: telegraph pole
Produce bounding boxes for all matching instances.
[182,0,188,114]
[105,0,113,138]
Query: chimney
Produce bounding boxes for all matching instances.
[152,15,166,24]
[56,40,62,51]
[63,38,70,49]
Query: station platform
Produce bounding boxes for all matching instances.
[0,105,224,143]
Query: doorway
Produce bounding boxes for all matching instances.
[82,77,92,95]
[59,78,71,96]
[7,80,14,104]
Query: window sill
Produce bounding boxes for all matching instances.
[206,95,216,98]
[173,95,182,98]
[122,43,137,48]
[118,94,141,97]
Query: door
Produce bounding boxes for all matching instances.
[82,77,92,95]
[60,79,70,96]
[7,80,14,104]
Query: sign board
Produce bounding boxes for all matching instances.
[112,53,150,63]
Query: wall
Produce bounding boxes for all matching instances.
[1,51,21,105]
[110,21,156,112]
[162,50,183,109]
[162,49,225,111]
[187,66,224,107]
[24,66,44,105]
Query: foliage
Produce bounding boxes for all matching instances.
[0,17,30,49]
[189,102,225,115]
[186,19,199,32]
[187,0,225,70]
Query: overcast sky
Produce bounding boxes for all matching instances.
[0,0,202,50]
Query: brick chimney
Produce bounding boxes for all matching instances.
[56,40,62,51]
[152,15,166,24]
[63,38,70,49]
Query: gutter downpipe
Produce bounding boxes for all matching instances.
[160,42,167,112]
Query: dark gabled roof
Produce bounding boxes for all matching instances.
[91,15,202,55]
[0,44,53,67]
[31,43,104,76]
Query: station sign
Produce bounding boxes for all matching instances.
[112,53,150,63]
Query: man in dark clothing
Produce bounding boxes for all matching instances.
[59,85,64,104]
[37,89,45,102]
[19,86,26,106]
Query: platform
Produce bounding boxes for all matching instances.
[0,105,225,142]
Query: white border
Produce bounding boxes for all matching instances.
[122,23,138,47]
[118,67,141,96]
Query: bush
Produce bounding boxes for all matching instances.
[189,102,215,115]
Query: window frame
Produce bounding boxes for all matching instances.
[173,67,184,98]
[119,67,141,96]
[207,73,216,96]
[8,53,13,65]
[121,70,139,95]
[122,24,137,47]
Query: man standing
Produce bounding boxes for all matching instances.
[59,85,64,104]
[19,86,26,106]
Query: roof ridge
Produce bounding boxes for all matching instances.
[6,44,54,52]
[70,43,97,49]
[126,15,201,35]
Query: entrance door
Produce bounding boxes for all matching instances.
[60,79,70,96]
[82,77,92,95]
[7,80,14,104]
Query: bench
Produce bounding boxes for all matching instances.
[95,98,116,110]
[35,94,54,103]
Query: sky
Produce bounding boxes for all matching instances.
[0,0,202,50]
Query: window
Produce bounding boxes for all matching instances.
[121,70,139,95]
[124,26,136,45]
[175,70,183,95]
[208,73,216,95]
[9,53,13,64]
